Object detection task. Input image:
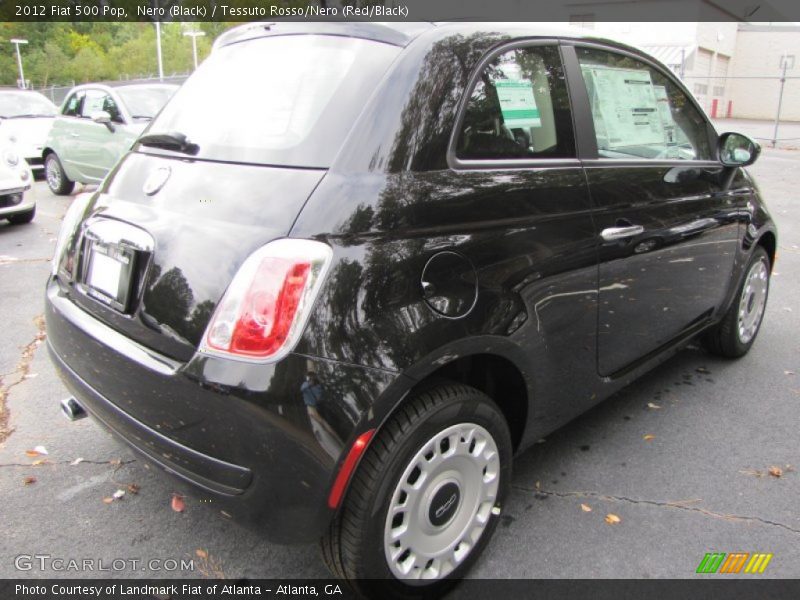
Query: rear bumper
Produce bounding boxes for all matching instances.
[45,277,399,542]
[48,347,254,495]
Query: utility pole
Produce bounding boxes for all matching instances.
[155,22,164,81]
[772,53,792,148]
[183,30,206,70]
[10,39,28,89]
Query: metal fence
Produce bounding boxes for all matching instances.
[18,73,190,106]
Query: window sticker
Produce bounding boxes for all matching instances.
[582,65,665,150]
[495,79,541,128]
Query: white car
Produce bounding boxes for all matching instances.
[0,89,58,175]
[0,141,34,225]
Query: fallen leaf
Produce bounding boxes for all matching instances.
[647,402,661,410]
[580,503,592,512]
[102,497,114,504]
[171,493,185,513]
[69,458,84,466]
[31,459,49,466]
[23,476,36,485]
[695,367,710,374]
[109,459,122,466]
[113,489,126,500]
[643,434,656,441]
[768,466,783,478]
[605,513,621,525]
[196,549,208,559]
[127,484,140,495]
[33,445,48,455]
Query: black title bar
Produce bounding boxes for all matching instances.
[1,0,800,23]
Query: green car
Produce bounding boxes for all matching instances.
[42,83,178,195]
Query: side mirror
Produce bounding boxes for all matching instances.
[90,111,115,132]
[718,132,760,167]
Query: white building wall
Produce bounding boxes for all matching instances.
[728,27,800,121]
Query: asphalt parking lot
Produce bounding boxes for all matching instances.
[1,150,798,582]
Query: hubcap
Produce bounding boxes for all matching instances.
[46,158,61,190]
[384,423,500,581]
[737,258,769,344]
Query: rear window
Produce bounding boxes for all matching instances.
[117,86,177,120]
[141,35,400,168]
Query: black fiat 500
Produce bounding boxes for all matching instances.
[47,22,775,597]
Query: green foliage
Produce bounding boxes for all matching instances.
[0,22,227,87]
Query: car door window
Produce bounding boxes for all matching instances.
[80,90,108,119]
[455,45,575,160]
[576,47,712,161]
[62,92,84,117]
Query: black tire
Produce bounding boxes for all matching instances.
[321,382,512,599]
[44,153,75,196]
[704,246,770,358]
[6,206,35,225]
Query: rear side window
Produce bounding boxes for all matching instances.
[142,35,401,168]
[576,47,712,161]
[456,45,575,161]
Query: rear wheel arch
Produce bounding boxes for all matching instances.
[406,353,529,453]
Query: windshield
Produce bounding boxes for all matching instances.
[141,35,400,167]
[117,85,178,120]
[0,92,57,118]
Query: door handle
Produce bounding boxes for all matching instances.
[601,225,644,241]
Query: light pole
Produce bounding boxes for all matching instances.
[155,22,164,81]
[10,38,28,89]
[183,30,206,70]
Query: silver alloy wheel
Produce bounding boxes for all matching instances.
[737,257,769,344]
[46,157,61,191]
[384,422,500,581]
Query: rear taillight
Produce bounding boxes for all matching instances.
[200,239,332,362]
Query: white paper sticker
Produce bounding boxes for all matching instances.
[495,79,541,128]
[582,66,665,150]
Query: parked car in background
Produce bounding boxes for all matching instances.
[43,83,178,195]
[46,23,775,596]
[0,138,34,224]
[0,89,58,176]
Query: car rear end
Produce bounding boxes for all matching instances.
[45,26,405,541]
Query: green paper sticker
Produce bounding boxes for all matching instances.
[496,79,541,128]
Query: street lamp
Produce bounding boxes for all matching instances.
[183,30,206,70]
[10,38,28,90]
